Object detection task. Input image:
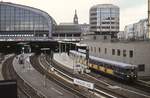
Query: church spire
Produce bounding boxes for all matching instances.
[73,9,78,24]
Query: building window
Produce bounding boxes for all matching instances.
[123,50,126,57]
[117,49,120,56]
[99,48,101,53]
[91,47,93,52]
[129,50,133,58]
[112,49,115,55]
[138,64,145,72]
[105,48,107,54]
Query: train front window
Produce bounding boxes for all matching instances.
[125,68,135,74]
[124,69,131,74]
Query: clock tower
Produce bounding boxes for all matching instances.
[73,10,78,24]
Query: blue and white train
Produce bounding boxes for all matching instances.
[69,50,138,81]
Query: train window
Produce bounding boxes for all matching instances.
[138,64,145,72]
[123,50,126,57]
[110,65,113,69]
[129,50,133,58]
[98,62,103,66]
[115,67,120,72]
[106,64,109,68]
[112,65,116,70]
[124,69,131,74]
[117,49,120,56]
[101,63,104,67]
[112,49,115,55]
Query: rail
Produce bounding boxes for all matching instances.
[31,54,88,98]
[12,55,47,98]
[40,54,120,98]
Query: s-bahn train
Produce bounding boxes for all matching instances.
[69,50,138,81]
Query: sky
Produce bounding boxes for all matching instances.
[2,0,148,30]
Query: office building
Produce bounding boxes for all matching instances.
[124,19,148,40]
[90,4,119,38]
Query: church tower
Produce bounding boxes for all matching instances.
[73,10,78,24]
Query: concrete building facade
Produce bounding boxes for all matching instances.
[81,35,150,78]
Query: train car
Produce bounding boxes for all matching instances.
[69,50,138,81]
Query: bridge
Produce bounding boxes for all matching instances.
[0,37,80,54]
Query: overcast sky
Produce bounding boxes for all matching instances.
[3,0,147,30]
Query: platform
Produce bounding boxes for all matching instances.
[0,54,14,80]
[53,53,74,69]
[13,53,76,98]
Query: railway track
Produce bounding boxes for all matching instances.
[88,71,150,94]
[30,54,93,98]
[1,55,41,98]
[43,54,150,98]
[38,54,128,98]
[86,72,150,98]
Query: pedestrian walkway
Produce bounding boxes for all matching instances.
[13,53,76,98]
[53,53,74,69]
